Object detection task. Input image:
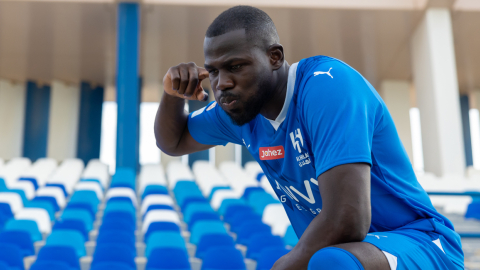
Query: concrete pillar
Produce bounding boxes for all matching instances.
[381,80,413,162]
[47,81,80,161]
[216,144,235,168]
[0,80,26,159]
[411,8,465,176]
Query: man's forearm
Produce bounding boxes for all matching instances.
[154,91,189,155]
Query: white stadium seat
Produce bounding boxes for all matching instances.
[82,159,109,188]
[141,194,175,215]
[139,164,167,195]
[142,210,181,233]
[263,204,291,236]
[167,161,194,189]
[36,186,66,208]
[105,187,138,206]
[210,190,242,210]
[0,192,23,214]
[20,158,57,187]
[8,181,35,200]
[16,208,51,234]
[74,181,103,200]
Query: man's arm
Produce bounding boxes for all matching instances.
[272,163,371,269]
[155,62,215,156]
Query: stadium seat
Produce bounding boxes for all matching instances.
[236,221,272,245]
[141,194,174,215]
[0,230,34,256]
[219,198,246,216]
[211,190,241,211]
[69,190,100,208]
[143,210,180,233]
[195,233,235,259]
[230,212,262,233]
[201,246,245,270]
[4,219,42,242]
[0,192,23,214]
[61,209,93,232]
[0,243,24,270]
[100,219,135,233]
[91,244,136,269]
[97,230,135,246]
[26,200,55,221]
[263,204,291,236]
[35,246,80,270]
[18,177,38,191]
[189,212,220,229]
[143,205,174,219]
[184,203,215,224]
[223,204,253,224]
[90,262,135,270]
[104,201,136,218]
[53,219,88,242]
[283,226,299,246]
[8,181,35,200]
[246,233,285,260]
[103,211,136,227]
[180,196,208,212]
[242,187,265,200]
[208,186,230,200]
[74,182,103,200]
[44,183,68,198]
[142,185,169,199]
[145,231,186,257]
[0,203,14,221]
[190,220,227,245]
[15,208,51,234]
[31,196,59,212]
[146,247,191,270]
[110,168,136,190]
[106,187,138,206]
[46,230,86,257]
[256,247,290,270]
[30,261,74,270]
[144,222,181,242]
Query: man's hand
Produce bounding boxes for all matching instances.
[163,62,210,101]
[271,247,312,270]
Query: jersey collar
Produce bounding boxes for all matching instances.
[267,62,298,130]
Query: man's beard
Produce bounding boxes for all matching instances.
[222,78,272,126]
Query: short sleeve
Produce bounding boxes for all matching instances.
[187,101,243,146]
[300,62,382,178]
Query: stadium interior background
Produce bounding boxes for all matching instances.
[0,0,480,269]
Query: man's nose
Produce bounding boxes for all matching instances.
[216,72,234,91]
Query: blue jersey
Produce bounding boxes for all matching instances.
[188,56,462,267]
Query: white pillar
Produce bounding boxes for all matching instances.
[411,8,465,176]
[47,81,80,161]
[381,80,413,162]
[0,80,26,159]
[216,144,235,168]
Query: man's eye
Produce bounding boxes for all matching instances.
[209,70,218,74]
[231,65,242,71]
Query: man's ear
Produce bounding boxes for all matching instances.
[268,44,285,70]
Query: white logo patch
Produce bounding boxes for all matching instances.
[314,67,333,79]
[290,129,304,154]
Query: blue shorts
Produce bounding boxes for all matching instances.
[362,219,464,270]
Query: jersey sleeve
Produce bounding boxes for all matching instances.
[300,61,383,178]
[187,101,243,146]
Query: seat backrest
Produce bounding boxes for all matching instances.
[15,208,51,234]
[218,198,246,216]
[195,233,235,259]
[91,244,136,268]
[90,261,135,270]
[0,243,24,269]
[97,230,135,247]
[36,245,80,270]
[46,230,86,257]
[0,230,34,256]
[189,211,220,229]
[36,186,66,207]
[4,219,42,242]
[26,200,55,221]
[236,221,271,245]
[70,190,99,206]
[104,201,135,217]
[190,220,227,245]
[0,192,23,214]
[105,187,137,206]
[141,185,168,200]
[61,209,93,232]
[246,232,285,260]
[223,205,253,224]
[30,260,73,270]
[144,222,180,242]
[53,219,88,242]
[140,194,174,215]
[0,203,13,220]
[142,210,180,233]
[201,246,245,270]
[145,231,186,257]
[146,247,191,270]
[74,182,103,200]
[184,203,215,223]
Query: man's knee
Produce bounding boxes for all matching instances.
[308,247,365,270]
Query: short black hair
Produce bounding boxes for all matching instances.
[206,6,279,49]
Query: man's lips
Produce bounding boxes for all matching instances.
[223,100,237,106]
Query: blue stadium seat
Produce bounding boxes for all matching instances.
[110,168,136,190]
[18,177,38,190]
[173,182,202,207]
[64,202,96,220]
[466,202,480,220]
[45,183,68,197]
[0,179,7,192]
[183,203,215,224]
[80,178,103,189]
[104,201,136,218]
[97,231,136,256]
[4,220,42,242]
[195,233,235,259]
[242,187,264,200]
[107,196,135,206]
[0,231,34,256]
[145,231,186,257]
[229,212,262,233]
[0,203,13,221]
[0,243,24,270]
[256,247,290,270]
[70,190,100,208]
[144,222,180,242]
[146,247,191,270]
[46,230,86,257]
[189,212,220,230]
[143,205,174,219]
[30,261,74,270]
[208,186,230,200]
[201,246,245,270]
[36,246,80,270]
[100,219,135,233]
[223,205,253,224]
[236,221,271,245]
[32,196,59,212]
[246,233,285,260]
[218,199,246,216]
[283,226,299,246]
[142,185,168,200]
[91,244,136,269]
[61,209,93,232]
[26,200,55,221]
[102,211,136,228]
[180,196,208,211]
[90,262,135,270]
[53,220,88,242]
[190,220,227,245]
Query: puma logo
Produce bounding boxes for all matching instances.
[314,67,333,79]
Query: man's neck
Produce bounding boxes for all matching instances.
[261,62,290,121]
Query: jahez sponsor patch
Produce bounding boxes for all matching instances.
[259,146,285,160]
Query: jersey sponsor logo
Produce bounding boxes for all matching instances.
[191,107,206,118]
[313,67,333,78]
[275,178,320,213]
[290,129,304,153]
[259,146,285,160]
[206,102,216,111]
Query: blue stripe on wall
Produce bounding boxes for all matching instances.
[77,82,104,165]
[460,95,473,167]
[23,81,51,161]
[188,99,209,167]
[116,2,140,172]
